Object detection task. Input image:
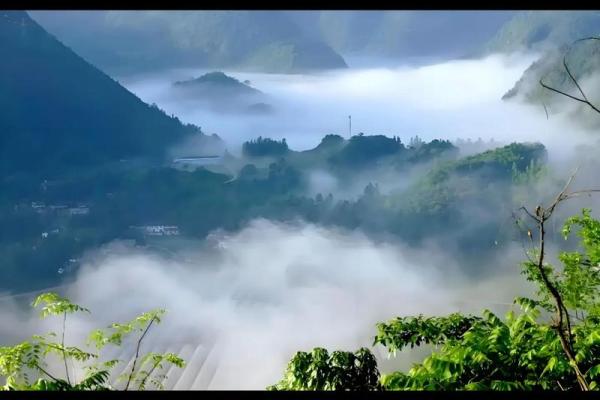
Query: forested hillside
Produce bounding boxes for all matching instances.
[28,11,348,74]
[486,11,600,54]
[0,11,218,179]
[3,10,600,392]
[288,11,515,60]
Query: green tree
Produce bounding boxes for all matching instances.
[0,293,184,391]
[242,137,289,157]
[270,176,600,391]
[269,348,381,391]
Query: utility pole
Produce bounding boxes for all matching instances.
[348,115,352,138]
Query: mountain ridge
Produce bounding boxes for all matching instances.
[28,10,348,75]
[0,10,221,178]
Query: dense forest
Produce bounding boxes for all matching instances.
[0,11,223,179]
[0,132,550,291]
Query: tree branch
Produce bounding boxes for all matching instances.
[62,312,71,385]
[519,206,537,221]
[564,56,590,104]
[521,168,592,390]
[137,358,161,390]
[512,212,535,264]
[540,79,593,106]
[35,364,62,384]
[539,37,600,115]
[124,317,156,391]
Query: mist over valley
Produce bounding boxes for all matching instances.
[2,10,600,391]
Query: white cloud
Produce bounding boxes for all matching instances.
[118,52,597,159]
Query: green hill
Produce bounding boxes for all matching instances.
[174,71,273,114]
[0,10,219,179]
[503,41,600,103]
[287,11,515,61]
[502,39,600,127]
[174,71,262,97]
[28,11,348,75]
[486,11,600,54]
[493,12,600,124]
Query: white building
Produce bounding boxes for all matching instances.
[172,156,222,170]
[140,225,180,236]
[68,206,90,216]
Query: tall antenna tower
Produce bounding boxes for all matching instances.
[348,115,352,138]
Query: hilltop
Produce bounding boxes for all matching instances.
[0,11,221,179]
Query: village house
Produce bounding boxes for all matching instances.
[68,205,90,216]
[31,201,46,213]
[133,225,181,236]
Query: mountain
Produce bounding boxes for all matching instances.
[503,41,600,104]
[493,12,600,126]
[27,11,348,75]
[174,71,261,97]
[0,10,221,179]
[501,37,600,127]
[485,11,600,54]
[27,11,518,74]
[173,71,272,114]
[286,11,516,62]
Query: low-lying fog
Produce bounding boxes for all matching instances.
[0,220,534,389]
[121,53,596,160]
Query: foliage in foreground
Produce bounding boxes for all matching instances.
[270,207,600,391]
[0,294,184,391]
[268,348,381,391]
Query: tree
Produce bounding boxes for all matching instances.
[271,40,600,388]
[242,137,289,157]
[269,348,381,391]
[271,192,600,390]
[0,293,184,391]
[409,135,424,149]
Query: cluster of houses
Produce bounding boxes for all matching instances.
[28,202,90,216]
[172,155,223,171]
[131,225,181,237]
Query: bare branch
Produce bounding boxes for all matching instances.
[539,37,600,115]
[523,167,594,390]
[540,79,593,106]
[511,212,535,264]
[563,56,590,104]
[530,36,600,390]
[545,166,580,218]
[561,189,600,201]
[519,206,538,222]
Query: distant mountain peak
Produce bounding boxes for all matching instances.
[174,71,261,95]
